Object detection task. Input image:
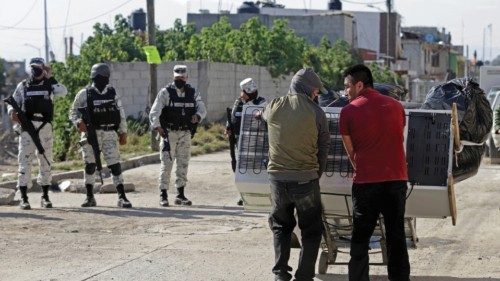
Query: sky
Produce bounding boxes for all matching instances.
[0,0,498,63]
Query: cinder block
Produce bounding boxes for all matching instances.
[122,71,140,80]
[132,62,149,71]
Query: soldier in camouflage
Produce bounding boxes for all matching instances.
[7,57,67,210]
[226,78,266,205]
[149,65,207,207]
[69,63,132,208]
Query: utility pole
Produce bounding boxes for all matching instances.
[69,36,74,56]
[489,24,493,62]
[465,45,469,79]
[147,0,158,150]
[44,0,49,62]
[386,0,391,66]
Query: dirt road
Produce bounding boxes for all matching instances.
[0,151,499,281]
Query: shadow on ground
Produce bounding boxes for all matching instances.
[316,275,500,281]
[0,212,64,221]
[60,205,263,220]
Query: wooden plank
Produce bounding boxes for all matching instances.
[447,174,457,226]
[451,103,461,151]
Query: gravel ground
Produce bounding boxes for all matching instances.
[0,151,499,281]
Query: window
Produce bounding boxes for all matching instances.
[431,52,440,67]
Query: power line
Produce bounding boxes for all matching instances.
[63,0,72,37]
[0,0,136,31]
[0,0,38,30]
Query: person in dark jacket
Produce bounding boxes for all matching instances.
[263,68,330,281]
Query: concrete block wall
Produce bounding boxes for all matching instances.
[110,62,150,119]
[109,61,293,122]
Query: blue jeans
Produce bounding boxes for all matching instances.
[269,179,323,281]
[348,181,410,281]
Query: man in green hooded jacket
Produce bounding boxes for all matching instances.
[263,68,330,281]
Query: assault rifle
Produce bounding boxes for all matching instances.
[78,107,104,185]
[226,107,237,172]
[3,95,51,166]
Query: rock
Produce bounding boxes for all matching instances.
[99,183,135,193]
[58,179,99,194]
[0,188,16,205]
[57,179,135,194]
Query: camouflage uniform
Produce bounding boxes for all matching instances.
[149,65,207,206]
[69,85,127,187]
[69,63,131,208]
[7,58,67,209]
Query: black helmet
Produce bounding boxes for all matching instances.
[29,57,45,67]
[90,63,111,78]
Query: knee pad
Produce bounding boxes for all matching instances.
[85,163,96,175]
[109,163,122,176]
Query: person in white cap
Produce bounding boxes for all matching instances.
[226,77,266,205]
[149,65,207,207]
[7,57,67,210]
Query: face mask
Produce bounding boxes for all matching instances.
[246,91,258,101]
[174,79,186,89]
[92,75,110,91]
[31,67,44,79]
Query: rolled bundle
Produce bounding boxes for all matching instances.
[374,83,407,101]
[421,78,493,182]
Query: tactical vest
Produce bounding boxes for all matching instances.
[233,96,265,136]
[159,84,197,132]
[23,79,54,122]
[86,86,121,131]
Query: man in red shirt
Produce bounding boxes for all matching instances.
[339,64,410,281]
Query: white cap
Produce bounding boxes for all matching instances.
[240,78,258,94]
[173,65,188,78]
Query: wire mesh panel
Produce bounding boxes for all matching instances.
[324,111,354,178]
[406,111,451,186]
[238,106,269,175]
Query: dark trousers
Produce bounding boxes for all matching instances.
[269,179,324,281]
[348,180,410,281]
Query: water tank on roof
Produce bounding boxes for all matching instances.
[328,0,342,11]
[237,1,260,14]
[130,8,146,31]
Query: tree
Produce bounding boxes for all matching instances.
[304,38,362,90]
[157,19,196,61]
[187,17,236,62]
[266,19,307,77]
[186,17,306,77]
[369,63,403,85]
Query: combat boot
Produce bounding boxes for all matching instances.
[174,186,192,206]
[81,184,97,207]
[41,185,52,208]
[41,196,53,208]
[19,186,31,210]
[116,184,132,208]
[81,196,97,207]
[159,189,169,207]
[237,198,244,206]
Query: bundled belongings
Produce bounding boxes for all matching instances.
[321,83,410,108]
[374,83,407,101]
[319,90,349,107]
[421,78,493,182]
